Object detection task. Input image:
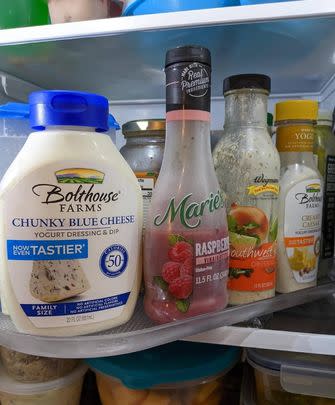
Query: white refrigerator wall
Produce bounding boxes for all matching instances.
[110,91,324,150]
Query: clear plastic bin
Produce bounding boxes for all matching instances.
[0,104,119,182]
[240,0,299,4]
[0,347,79,383]
[48,0,122,23]
[87,341,241,405]
[0,103,31,180]
[107,112,120,145]
[122,0,240,16]
[247,348,335,404]
[0,362,87,405]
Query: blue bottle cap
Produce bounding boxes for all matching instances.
[0,103,30,119]
[29,90,109,132]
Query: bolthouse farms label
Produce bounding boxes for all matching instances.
[284,179,323,283]
[3,163,139,328]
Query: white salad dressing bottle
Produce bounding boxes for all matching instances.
[276,100,322,293]
[213,74,280,305]
[0,90,142,336]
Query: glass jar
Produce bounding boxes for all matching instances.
[213,74,280,306]
[275,100,322,293]
[313,110,335,279]
[120,119,165,230]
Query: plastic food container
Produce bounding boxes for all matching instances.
[247,348,335,404]
[0,103,118,180]
[123,0,240,16]
[107,113,120,144]
[0,0,49,29]
[0,347,79,383]
[0,361,87,405]
[48,0,122,24]
[87,341,241,405]
[0,103,31,180]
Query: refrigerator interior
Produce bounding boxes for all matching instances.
[0,0,334,365]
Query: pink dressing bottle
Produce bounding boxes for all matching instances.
[144,46,229,323]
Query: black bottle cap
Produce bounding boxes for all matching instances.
[165,45,211,68]
[223,74,271,94]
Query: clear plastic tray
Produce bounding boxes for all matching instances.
[0,282,334,359]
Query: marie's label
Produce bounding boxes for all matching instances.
[154,191,224,229]
[321,156,335,259]
[284,179,322,283]
[148,191,228,317]
[4,164,140,328]
[135,171,158,230]
[228,173,279,292]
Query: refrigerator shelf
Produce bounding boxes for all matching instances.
[0,1,334,101]
[0,282,334,358]
[187,293,335,357]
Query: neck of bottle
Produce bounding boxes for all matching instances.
[162,61,212,170]
[163,119,211,172]
[280,151,315,168]
[224,89,268,129]
[41,126,97,132]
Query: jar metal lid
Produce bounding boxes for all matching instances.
[122,119,166,137]
[223,74,271,94]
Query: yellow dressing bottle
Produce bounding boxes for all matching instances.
[276,100,323,293]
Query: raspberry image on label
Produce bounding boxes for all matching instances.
[162,262,181,283]
[169,275,193,299]
[151,235,194,314]
[168,241,193,262]
[146,230,229,322]
[180,257,193,277]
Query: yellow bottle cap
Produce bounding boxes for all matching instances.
[275,100,318,122]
